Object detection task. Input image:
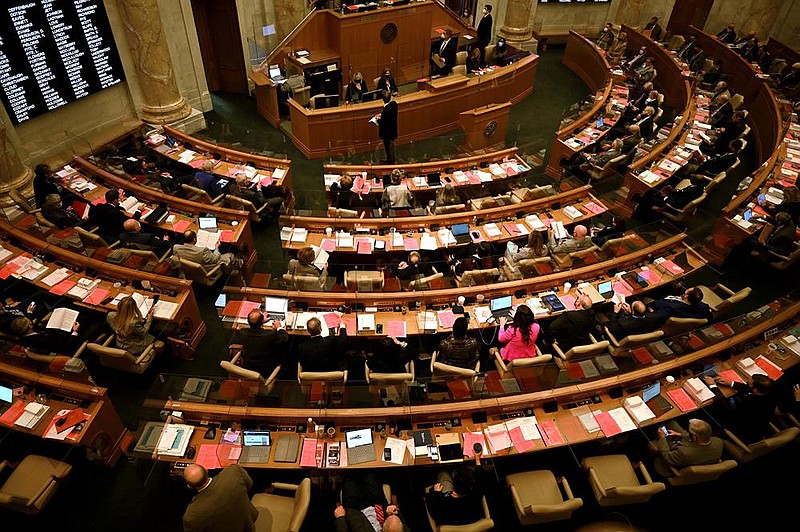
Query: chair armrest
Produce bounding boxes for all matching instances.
[271,482,299,493]
[27,475,58,507]
[102,335,116,347]
[73,341,89,359]
[230,351,242,365]
[509,483,528,515]
[211,194,225,204]
[669,465,682,477]
[553,342,567,361]
[586,466,607,496]
[716,283,735,297]
[265,365,282,385]
[0,493,28,505]
[604,326,620,347]
[492,348,508,373]
[0,460,9,474]
[560,476,576,499]
[135,344,155,365]
[723,428,751,452]
[636,461,655,484]
[206,263,224,277]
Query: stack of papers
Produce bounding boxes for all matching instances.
[156,424,194,456]
[683,377,715,404]
[416,311,437,333]
[41,268,71,287]
[622,396,656,424]
[15,402,49,429]
[196,229,221,250]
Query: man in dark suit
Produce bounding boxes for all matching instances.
[687,46,706,72]
[704,374,777,444]
[643,16,662,41]
[376,91,398,164]
[298,317,348,372]
[32,163,64,208]
[183,464,258,532]
[432,29,457,76]
[703,111,746,155]
[89,189,129,242]
[649,287,712,322]
[232,310,288,376]
[677,34,697,60]
[119,219,172,256]
[476,5,493,66]
[716,23,737,43]
[607,301,660,338]
[710,94,734,126]
[547,295,599,351]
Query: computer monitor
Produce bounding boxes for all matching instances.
[312,94,340,109]
[361,90,382,102]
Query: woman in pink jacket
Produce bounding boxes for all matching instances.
[497,305,540,362]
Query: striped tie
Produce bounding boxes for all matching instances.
[375,504,385,527]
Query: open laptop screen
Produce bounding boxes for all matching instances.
[598,281,613,296]
[199,215,217,230]
[264,297,288,314]
[345,428,373,449]
[243,431,271,446]
[0,385,12,404]
[490,295,513,312]
[269,65,282,79]
[642,382,660,403]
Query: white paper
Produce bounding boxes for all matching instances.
[41,268,71,287]
[383,437,408,465]
[608,407,637,433]
[153,300,178,319]
[420,233,438,250]
[196,229,221,250]
[46,308,79,332]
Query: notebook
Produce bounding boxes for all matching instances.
[345,428,376,465]
[239,431,271,463]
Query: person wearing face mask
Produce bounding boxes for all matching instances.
[345,71,368,103]
[375,69,398,96]
[431,29,457,76]
[476,5,493,66]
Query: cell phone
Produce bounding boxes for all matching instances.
[428,445,439,461]
[100,295,114,306]
[384,448,392,461]
[376,323,384,334]
[660,426,669,437]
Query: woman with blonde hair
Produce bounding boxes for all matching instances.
[287,246,327,279]
[107,296,156,355]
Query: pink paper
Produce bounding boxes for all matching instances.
[638,269,662,284]
[173,220,191,233]
[462,432,488,458]
[356,239,372,255]
[559,294,577,310]
[584,202,606,215]
[502,163,519,176]
[321,239,336,252]
[260,176,274,187]
[50,279,76,295]
[343,317,356,336]
[503,223,520,235]
[508,427,536,453]
[612,281,634,297]
[387,321,406,337]
[219,230,234,243]
[437,309,456,329]
[195,444,223,469]
[237,301,261,318]
[91,196,107,205]
[403,237,419,251]
[323,313,341,328]
[300,438,320,468]
[719,369,745,384]
[188,158,205,169]
[666,388,696,412]
[594,411,623,437]
[537,420,565,446]
[83,288,110,305]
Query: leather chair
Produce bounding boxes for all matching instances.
[665,460,737,487]
[662,192,707,224]
[457,267,500,288]
[407,272,444,291]
[452,65,468,76]
[252,478,311,532]
[430,350,480,382]
[510,185,554,202]
[598,233,640,259]
[180,183,224,205]
[506,470,583,525]
[425,486,494,532]
[484,44,495,63]
[23,336,89,373]
[344,270,384,291]
[430,203,466,214]
[763,242,800,270]
[456,50,468,65]
[180,257,224,286]
[365,359,415,384]
[659,317,708,337]
[225,195,269,222]
[220,346,281,395]
[603,328,664,357]
[8,188,56,228]
[75,226,117,250]
[0,455,72,515]
[667,34,684,51]
[493,346,552,374]
[730,93,745,110]
[86,335,158,374]
[297,362,347,385]
[586,153,626,182]
[697,283,751,317]
[582,454,665,507]
[553,336,610,363]
[551,246,599,270]
[722,426,800,464]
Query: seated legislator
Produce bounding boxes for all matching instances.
[710,81,730,106]
[704,374,777,444]
[725,211,798,267]
[425,466,486,527]
[33,163,65,208]
[595,22,616,51]
[381,169,416,210]
[547,224,594,257]
[496,305,540,363]
[232,310,288,376]
[632,57,656,85]
[737,37,759,62]
[677,34,698,60]
[183,464,258,532]
[172,230,241,274]
[427,183,461,214]
[229,172,266,209]
[716,23,737,44]
[674,140,742,180]
[607,300,660,338]
[623,45,648,72]
[367,336,413,374]
[431,29,457,76]
[375,69,399,96]
[649,287,712,322]
[709,93,733,127]
[107,296,157,355]
[287,246,326,279]
[298,317,348,372]
[547,294,598,351]
[633,175,706,221]
[487,37,508,66]
[89,189,129,242]
[701,111,746,155]
[334,472,408,532]
[466,47,482,72]
[505,231,547,267]
[437,317,479,369]
[41,194,83,229]
[119,219,172,256]
[345,72,368,104]
[193,160,226,197]
[330,175,362,210]
[687,46,706,73]
[622,82,654,119]
[652,419,723,478]
[701,59,725,87]
[394,251,437,282]
[563,138,624,179]
[0,300,37,335]
[9,315,83,354]
[643,16,662,40]
[590,215,627,247]
[607,31,628,65]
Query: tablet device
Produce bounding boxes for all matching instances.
[743,208,753,221]
[199,215,218,230]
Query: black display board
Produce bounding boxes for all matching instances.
[0,0,126,124]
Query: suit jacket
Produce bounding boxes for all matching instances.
[654,424,723,477]
[716,27,737,43]
[711,102,734,126]
[435,37,458,74]
[635,114,655,138]
[621,132,642,153]
[665,182,703,209]
[711,382,777,444]
[375,76,398,94]
[548,309,598,350]
[644,21,662,41]
[548,235,594,256]
[765,221,798,256]
[33,176,62,208]
[477,14,493,46]
[232,327,288,376]
[677,41,696,60]
[119,230,171,255]
[607,311,660,339]
[688,50,706,72]
[172,243,223,270]
[378,100,398,141]
[696,151,736,175]
[89,202,128,241]
[298,330,348,372]
[345,80,368,103]
[650,297,712,322]
[183,465,258,532]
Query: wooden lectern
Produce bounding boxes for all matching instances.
[459,102,512,152]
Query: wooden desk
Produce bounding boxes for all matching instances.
[134,300,800,468]
[0,360,128,467]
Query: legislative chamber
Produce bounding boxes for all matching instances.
[0,1,798,531]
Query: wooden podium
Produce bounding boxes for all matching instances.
[459,102,512,152]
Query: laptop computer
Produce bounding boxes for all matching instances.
[198,215,218,231]
[643,382,673,418]
[597,280,614,299]
[239,430,272,463]
[345,428,376,465]
[0,384,12,415]
[489,295,514,319]
[263,297,288,322]
[268,64,286,84]
[427,172,442,186]
[451,223,471,244]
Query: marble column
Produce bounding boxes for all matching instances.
[498,0,537,52]
[118,0,191,124]
[0,116,33,206]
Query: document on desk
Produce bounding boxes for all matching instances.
[296,56,310,65]
[41,267,71,287]
[156,424,194,457]
[484,423,513,453]
[420,233,438,250]
[134,421,165,453]
[153,300,179,319]
[383,437,409,465]
[15,402,49,429]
